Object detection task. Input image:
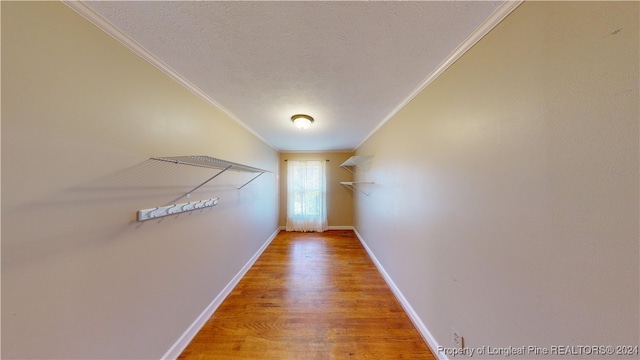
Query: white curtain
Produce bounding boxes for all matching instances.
[286,160,328,232]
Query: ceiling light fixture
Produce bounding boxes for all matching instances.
[291,114,314,130]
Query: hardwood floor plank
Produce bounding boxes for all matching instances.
[178,230,436,360]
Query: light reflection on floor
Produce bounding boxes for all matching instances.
[285,233,331,308]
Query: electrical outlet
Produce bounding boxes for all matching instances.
[452,328,464,349]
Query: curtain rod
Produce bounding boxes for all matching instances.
[284,159,329,161]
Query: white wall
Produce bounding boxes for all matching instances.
[355,2,639,358]
[2,2,278,359]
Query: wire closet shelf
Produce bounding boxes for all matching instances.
[136,155,269,222]
[339,155,374,195]
[152,155,267,174]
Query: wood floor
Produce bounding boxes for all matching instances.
[178,230,436,360]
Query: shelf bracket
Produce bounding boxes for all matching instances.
[164,165,232,205]
[238,172,265,189]
[340,181,374,196]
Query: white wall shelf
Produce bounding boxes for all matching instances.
[340,181,374,196]
[339,156,374,195]
[137,155,269,222]
[339,155,373,174]
[152,155,269,193]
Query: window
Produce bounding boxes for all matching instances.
[286,160,328,232]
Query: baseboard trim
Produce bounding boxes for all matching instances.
[328,226,355,230]
[353,229,448,360]
[278,225,355,231]
[161,227,281,360]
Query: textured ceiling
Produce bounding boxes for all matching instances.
[82,1,504,151]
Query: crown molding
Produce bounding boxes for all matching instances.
[62,1,278,151]
[63,0,521,154]
[355,0,523,150]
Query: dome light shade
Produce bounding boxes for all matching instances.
[291,114,314,130]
